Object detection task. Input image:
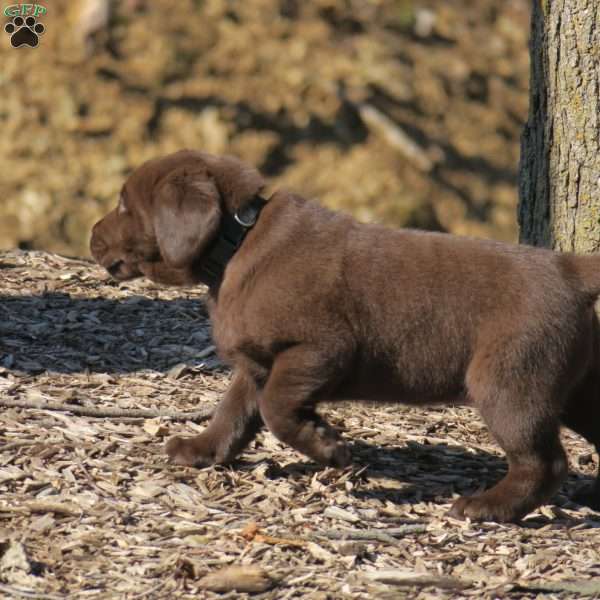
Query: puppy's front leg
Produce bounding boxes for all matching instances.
[258,346,351,468]
[166,369,262,466]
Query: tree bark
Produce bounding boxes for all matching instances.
[518,0,600,251]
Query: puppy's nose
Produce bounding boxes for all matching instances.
[107,259,124,276]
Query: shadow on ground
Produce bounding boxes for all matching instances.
[0,292,217,375]
[240,439,600,524]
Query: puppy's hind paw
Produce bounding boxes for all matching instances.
[165,435,216,468]
[322,440,352,469]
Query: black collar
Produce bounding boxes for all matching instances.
[197,195,267,287]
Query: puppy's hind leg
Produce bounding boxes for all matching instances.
[449,412,567,522]
[561,374,600,510]
[449,353,568,522]
[258,345,352,468]
[166,369,262,467]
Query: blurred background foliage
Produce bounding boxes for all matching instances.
[0,0,530,256]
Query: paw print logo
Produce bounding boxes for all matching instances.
[4,15,45,48]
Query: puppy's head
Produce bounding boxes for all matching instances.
[90,150,265,284]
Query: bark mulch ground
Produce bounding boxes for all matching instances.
[1,250,600,599]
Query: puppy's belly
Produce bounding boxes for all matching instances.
[334,374,470,407]
[339,390,471,407]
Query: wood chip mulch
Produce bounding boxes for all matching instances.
[1,250,600,599]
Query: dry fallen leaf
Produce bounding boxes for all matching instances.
[142,418,169,437]
[128,483,165,500]
[0,540,31,573]
[197,565,276,593]
[240,522,306,548]
[0,540,42,588]
[240,521,260,541]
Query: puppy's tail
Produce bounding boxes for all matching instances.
[565,254,600,299]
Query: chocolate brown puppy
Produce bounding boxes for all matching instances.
[91,149,600,522]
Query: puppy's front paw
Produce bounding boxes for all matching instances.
[165,435,216,467]
[322,439,352,468]
[447,495,520,523]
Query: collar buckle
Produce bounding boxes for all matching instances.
[198,195,267,288]
[233,209,257,228]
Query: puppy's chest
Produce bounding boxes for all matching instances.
[210,304,271,366]
[214,332,275,386]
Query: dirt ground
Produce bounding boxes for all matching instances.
[2,250,600,599]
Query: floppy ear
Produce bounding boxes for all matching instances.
[201,154,265,211]
[153,167,222,268]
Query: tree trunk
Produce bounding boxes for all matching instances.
[518,0,600,252]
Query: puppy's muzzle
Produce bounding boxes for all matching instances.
[107,259,124,277]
